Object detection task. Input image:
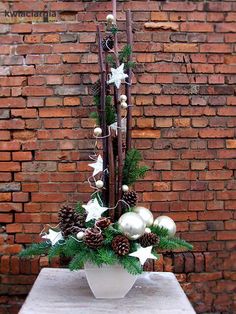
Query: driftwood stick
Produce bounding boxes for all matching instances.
[108,134,115,221]
[125,10,133,152]
[97,25,108,204]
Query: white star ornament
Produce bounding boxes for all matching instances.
[82,198,108,222]
[88,155,103,176]
[129,246,157,265]
[42,229,64,246]
[107,63,128,89]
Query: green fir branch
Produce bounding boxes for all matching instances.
[105,95,116,125]
[19,242,50,258]
[48,243,65,261]
[119,45,132,64]
[157,237,193,251]
[119,255,143,275]
[75,201,86,215]
[122,149,149,185]
[98,247,118,265]
[150,225,169,237]
[106,55,116,68]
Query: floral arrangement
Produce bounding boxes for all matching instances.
[20,10,192,275]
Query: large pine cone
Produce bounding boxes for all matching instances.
[122,191,138,208]
[139,232,160,248]
[102,35,114,52]
[111,235,130,256]
[84,227,104,249]
[58,205,86,237]
[96,217,111,229]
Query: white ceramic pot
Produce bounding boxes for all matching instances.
[84,262,137,299]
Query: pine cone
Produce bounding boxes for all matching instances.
[96,217,111,229]
[122,191,138,208]
[102,35,114,52]
[74,213,86,228]
[58,204,75,224]
[84,227,104,249]
[92,80,101,97]
[139,232,160,248]
[111,235,130,256]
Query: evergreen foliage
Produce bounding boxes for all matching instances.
[91,95,116,126]
[19,242,50,257]
[122,149,149,185]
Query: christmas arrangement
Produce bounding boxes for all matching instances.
[20,7,192,282]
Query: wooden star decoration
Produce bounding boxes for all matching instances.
[107,63,128,89]
[88,155,103,176]
[82,198,108,222]
[129,245,157,265]
[42,229,64,246]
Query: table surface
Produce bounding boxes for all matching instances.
[19,268,196,314]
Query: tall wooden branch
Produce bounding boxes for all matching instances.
[108,134,115,221]
[125,10,133,152]
[97,25,108,204]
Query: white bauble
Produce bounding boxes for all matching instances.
[95,180,104,189]
[118,212,146,240]
[106,14,115,24]
[121,101,128,109]
[122,185,129,192]
[94,127,102,137]
[76,231,85,240]
[133,206,154,227]
[153,216,176,237]
[120,94,127,102]
[145,227,151,233]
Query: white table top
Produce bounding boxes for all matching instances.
[19,268,195,314]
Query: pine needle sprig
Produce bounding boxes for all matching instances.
[48,243,65,261]
[98,247,118,265]
[150,225,169,237]
[122,149,149,185]
[19,242,50,258]
[157,237,193,251]
[119,255,143,275]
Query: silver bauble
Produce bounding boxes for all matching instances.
[153,216,176,237]
[133,206,154,227]
[95,180,104,189]
[118,212,146,240]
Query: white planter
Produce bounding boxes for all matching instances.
[84,262,137,299]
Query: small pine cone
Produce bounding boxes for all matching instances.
[58,204,75,224]
[122,191,138,208]
[74,213,87,228]
[112,235,130,256]
[96,217,111,229]
[102,35,114,52]
[92,80,101,97]
[84,227,104,249]
[66,225,82,236]
[139,233,160,248]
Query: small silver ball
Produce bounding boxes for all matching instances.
[133,206,154,227]
[118,212,146,240]
[121,101,128,109]
[120,94,127,102]
[153,216,176,237]
[76,231,85,240]
[94,127,102,137]
[122,185,129,192]
[95,180,104,189]
[106,14,115,23]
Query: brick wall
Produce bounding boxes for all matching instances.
[0,1,236,313]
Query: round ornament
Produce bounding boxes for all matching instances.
[145,227,151,233]
[76,231,85,240]
[93,127,102,137]
[95,180,104,189]
[153,216,176,237]
[122,185,129,192]
[133,206,154,227]
[121,101,128,109]
[106,14,115,24]
[120,94,127,102]
[118,212,146,240]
